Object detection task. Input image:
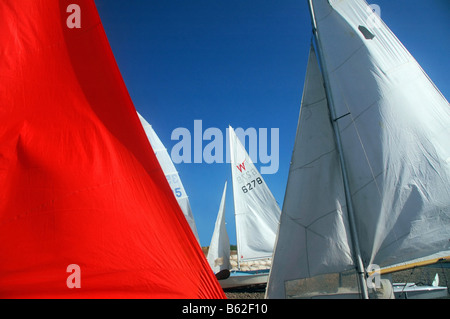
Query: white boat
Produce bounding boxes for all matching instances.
[384,259,449,299]
[219,269,271,289]
[393,283,448,300]
[266,0,450,299]
[207,126,281,289]
[138,113,200,242]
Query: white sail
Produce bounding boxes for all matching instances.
[229,126,281,263]
[267,0,450,299]
[207,182,231,274]
[138,113,200,242]
[267,45,356,298]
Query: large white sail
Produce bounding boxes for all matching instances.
[207,182,231,274]
[267,0,450,298]
[138,113,200,242]
[229,126,281,263]
[267,45,356,298]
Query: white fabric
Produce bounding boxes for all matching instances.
[229,126,281,262]
[267,0,450,298]
[207,182,231,273]
[138,113,200,242]
[314,0,450,268]
[267,45,355,298]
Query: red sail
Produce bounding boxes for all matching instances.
[0,0,225,298]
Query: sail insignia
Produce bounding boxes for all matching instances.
[358,25,375,40]
[229,126,281,263]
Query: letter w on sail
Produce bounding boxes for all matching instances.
[236,160,246,172]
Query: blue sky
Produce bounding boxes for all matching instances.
[94,0,449,247]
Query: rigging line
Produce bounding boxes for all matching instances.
[333,73,411,262]
[333,76,383,200]
[326,56,394,266]
[336,90,402,263]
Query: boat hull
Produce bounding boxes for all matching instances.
[219,270,270,289]
[393,283,449,299]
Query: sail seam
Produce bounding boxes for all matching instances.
[350,170,383,197]
[330,44,365,74]
[303,97,327,109]
[289,149,337,173]
[349,118,383,198]
[330,68,384,202]
[291,207,345,230]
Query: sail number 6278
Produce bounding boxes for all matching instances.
[242,177,263,193]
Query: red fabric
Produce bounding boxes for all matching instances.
[0,0,225,299]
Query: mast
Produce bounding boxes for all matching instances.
[307,0,369,299]
[228,126,241,271]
